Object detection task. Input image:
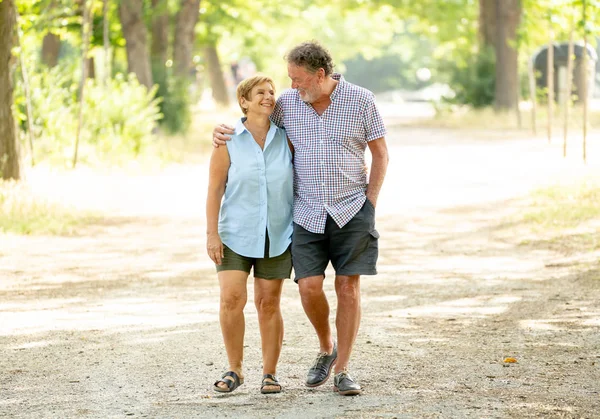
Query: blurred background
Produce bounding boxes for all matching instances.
[0,0,598,174]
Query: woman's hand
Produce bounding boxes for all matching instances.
[207,233,225,265]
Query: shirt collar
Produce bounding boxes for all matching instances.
[234,118,248,136]
[330,73,345,101]
[234,117,278,149]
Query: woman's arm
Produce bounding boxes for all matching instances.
[287,137,294,163]
[206,145,230,265]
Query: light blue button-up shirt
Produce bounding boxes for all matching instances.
[218,118,293,258]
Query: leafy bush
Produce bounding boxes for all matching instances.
[441,47,496,108]
[83,74,162,156]
[14,68,162,166]
[158,76,192,134]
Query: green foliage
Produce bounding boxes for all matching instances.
[158,76,192,134]
[441,47,496,108]
[0,180,101,236]
[13,68,162,165]
[82,74,162,156]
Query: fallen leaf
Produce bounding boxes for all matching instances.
[503,357,518,363]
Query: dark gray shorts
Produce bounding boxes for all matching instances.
[291,199,379,283]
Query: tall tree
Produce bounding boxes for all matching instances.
[118,0,153,88]
[173,0,200,78]
[151,0,169,86]
[479,0,497,47]
[0,0,20,180]
[494,0,522,110]
[41,32,61,67]
[203,42,228,105]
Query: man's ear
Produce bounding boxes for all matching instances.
[317,68,326,83]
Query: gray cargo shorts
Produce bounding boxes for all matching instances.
[291,199,379,283]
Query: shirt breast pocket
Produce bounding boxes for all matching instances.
[337,119,364,142]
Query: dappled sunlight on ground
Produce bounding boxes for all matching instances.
[1,126,599,417]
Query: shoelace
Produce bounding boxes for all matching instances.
[335,368,351,381]
[311,352,329,370]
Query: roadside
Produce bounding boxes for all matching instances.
[1,125,599,418]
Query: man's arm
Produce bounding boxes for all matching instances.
[212,124,235,148]
[366,137,389,207]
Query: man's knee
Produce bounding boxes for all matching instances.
[335,276,360,301]
[298,276,325,300]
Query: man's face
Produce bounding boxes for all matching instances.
[288,64,321,104]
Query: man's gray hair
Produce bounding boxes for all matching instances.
[285,41,334,76]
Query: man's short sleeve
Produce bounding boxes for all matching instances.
[270,97,284,128]
[363,94,386,141]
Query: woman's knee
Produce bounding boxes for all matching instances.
[220,291,247,312]
[254,294,281,316]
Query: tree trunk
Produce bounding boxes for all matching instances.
[103,0,110,84]
[73,0,93,168]
[547,26,554,143]
[118,0,153,88]
[494,0,521,110]
[582,0,588,164]
[151,0,169,96]
[563,26,574,157]
[41,32,61,68]
[479,0,497,47]
[0,0,20,180]
[151,0,169,69]
[528,57,537,136]
[173,0,200,78]
[204,44,229,106]
[86,56,96,79]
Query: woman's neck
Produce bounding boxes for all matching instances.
[243,115,270,131]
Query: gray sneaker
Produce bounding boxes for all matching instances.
[306,342,337,387]
[333,369,362,396]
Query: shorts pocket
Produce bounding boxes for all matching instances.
[369,229,380,239]
[365,198,376,211]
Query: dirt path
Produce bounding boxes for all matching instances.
[1,127,599,418]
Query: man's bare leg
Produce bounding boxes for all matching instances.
[298,275,334,353]
[334,275,361,373]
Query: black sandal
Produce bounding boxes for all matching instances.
[213,371,244,393]
[260,374,282,394]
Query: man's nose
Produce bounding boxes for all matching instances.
[291,81,298,89]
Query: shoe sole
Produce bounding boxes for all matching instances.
[305,358,337,388]
[333,386,362,396]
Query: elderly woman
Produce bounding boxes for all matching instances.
[206,75,293,394]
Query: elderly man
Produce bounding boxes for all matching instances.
[213,41,389,395]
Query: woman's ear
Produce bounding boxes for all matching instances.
[240,97,248,112]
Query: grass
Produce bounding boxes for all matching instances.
[0,181,103,236]
[413,102,600,133]
[524,182,600,228]
[520,180,600,254]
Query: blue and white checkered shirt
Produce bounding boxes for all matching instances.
[271,74,386,234]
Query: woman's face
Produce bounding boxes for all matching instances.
[242,81,275,116]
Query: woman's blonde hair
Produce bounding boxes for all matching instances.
[236,75,276,114]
